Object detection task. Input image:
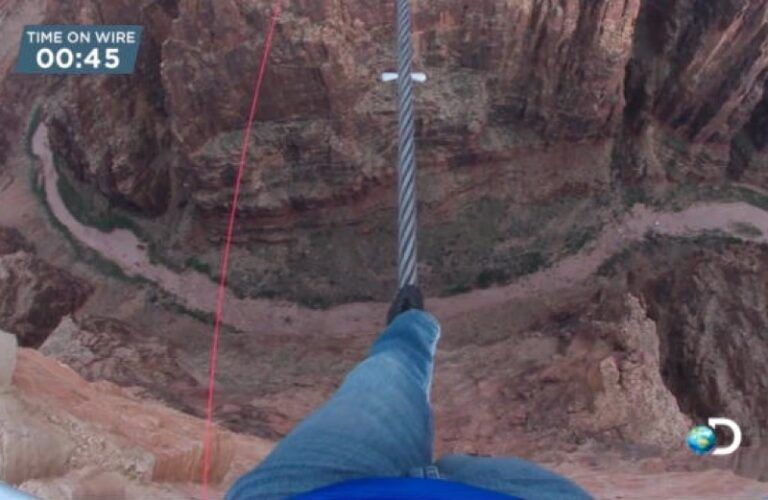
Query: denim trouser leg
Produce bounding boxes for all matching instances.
[435,454,593,500]
[226,310,441,500]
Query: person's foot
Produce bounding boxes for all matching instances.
[387,285,424,324]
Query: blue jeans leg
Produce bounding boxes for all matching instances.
[226,310,441,500]
[435,454,593,500]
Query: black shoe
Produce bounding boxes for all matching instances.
[387,285,424,324]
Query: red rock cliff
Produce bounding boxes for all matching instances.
[20,0,768,304]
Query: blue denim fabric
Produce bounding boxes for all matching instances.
[226,310,591,500]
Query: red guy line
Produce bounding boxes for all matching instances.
[201,4,282,498]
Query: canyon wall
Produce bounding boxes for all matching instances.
[30,0,768,305]
[35,0,768,304]
[0,228,91,347]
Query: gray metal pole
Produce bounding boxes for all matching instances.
[395,0,418,288]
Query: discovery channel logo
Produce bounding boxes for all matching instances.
[686,418,742,456]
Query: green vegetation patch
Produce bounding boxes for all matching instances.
[53,154,140,233]
[563,224,600,255]
[23,105,42,157]
[731,221,763,238]
[648,183,768,213]
[597,230,745,277]
[185,256,214,275]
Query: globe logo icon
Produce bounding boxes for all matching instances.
[686,425,717,455]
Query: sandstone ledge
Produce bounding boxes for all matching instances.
[5,348,272,498]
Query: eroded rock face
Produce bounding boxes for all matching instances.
[571,296,691,448]
[32,0,768,304]
[0,228,92,347]
[628,1,768,144]
[0,394,76,485]
[164,0,641,218]
[10,347,272,491]
[629,238,768,480]
[47,0,642,220]
[40,315,199,408]
[433,294,690,459]
[618,0,768,187]
[15,1,768,213]
[42,0,177,215]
